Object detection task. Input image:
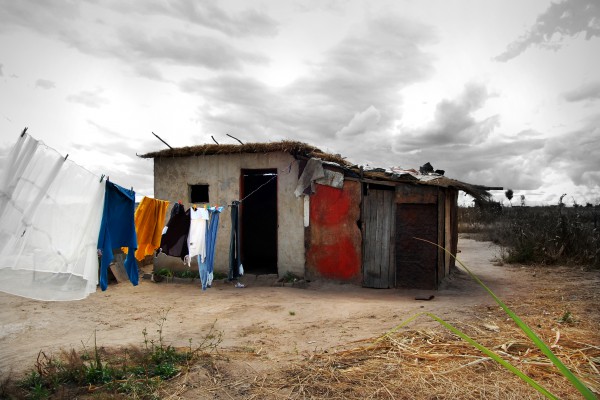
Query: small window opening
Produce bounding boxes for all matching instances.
[189,184,209,203]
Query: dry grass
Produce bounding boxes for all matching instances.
[154,309,599,400]
[239,321,598,399]
[153,283,600,400]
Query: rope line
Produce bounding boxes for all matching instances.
[237,160,295,204]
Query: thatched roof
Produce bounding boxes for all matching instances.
[356,170,492,203]
[139,140,350,165]
[140,140,493,202]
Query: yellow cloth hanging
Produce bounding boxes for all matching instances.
[123,196,170,261]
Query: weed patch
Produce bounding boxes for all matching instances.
[459,202,600,268]
[5,310,223,399]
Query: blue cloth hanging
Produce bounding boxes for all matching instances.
[206,206,223,276]
[97,181,138,291]
[198,206,223,290]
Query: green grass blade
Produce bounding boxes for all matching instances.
[415,237,597,399]
[429,313,558,399]
[377,312,558,399]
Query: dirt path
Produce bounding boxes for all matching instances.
[0,237,597,381]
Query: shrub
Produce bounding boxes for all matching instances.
[459,202,600,268]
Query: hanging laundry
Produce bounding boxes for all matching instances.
[228,201,241,281]
[188,206,209,262]
[0,133,105,301]
[197,206,223,290]
[205,206,223,287]
[158,202,190,262]
[97,181,138,291]
[294,158,325,197]
[123,196,169,261]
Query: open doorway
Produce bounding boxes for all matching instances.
[396,203,438,289]
[240,169,278,274]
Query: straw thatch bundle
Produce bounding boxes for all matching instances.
[139,140,350,166]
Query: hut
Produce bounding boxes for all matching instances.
[140,141,492,290]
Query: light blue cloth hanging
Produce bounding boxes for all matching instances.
[97,181,138,291]
[198,206,223,290]
[198,256,208,291]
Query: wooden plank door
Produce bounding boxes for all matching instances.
[396,203,438,289]
[362,188,395,288]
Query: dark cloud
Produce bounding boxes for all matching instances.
[132,63,164,81]
[0,63,3,76]
[0,0,81,34]
[562,81,600,102]
[34,79,55,90]
[181,75,274,107]
[0,0,278,39]
[184,13,436,144]
[388,135,547,190]
[495,0,600,62]
[114,28,268,71]
[394,82,499,153]
[114,0,279,37]
[542,115,600,187]
[0,1,270,79]
[66,89,109,108]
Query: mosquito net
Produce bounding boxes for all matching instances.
[0,133,105,301]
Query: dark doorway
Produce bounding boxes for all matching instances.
[396,203,438,289]
[240,169,278,274]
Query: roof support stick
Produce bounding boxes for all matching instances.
[226,134,244,145]
[211,135,219,144]
[152,132,173,149]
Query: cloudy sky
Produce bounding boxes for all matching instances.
[1,0,599,206]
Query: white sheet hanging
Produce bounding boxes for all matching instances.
[0,133,105,301]
[188,207,209,263]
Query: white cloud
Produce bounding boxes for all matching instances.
[394,82,499,152]
[336,105,381,137]
[1,1,598,205]
[186,12,437,143]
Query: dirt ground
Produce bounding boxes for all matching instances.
[1,237,599,398]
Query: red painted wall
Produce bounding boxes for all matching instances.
[306,181,362,283]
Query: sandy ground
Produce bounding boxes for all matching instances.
[1,237,599,385]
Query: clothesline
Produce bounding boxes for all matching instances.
[149,159,297,208]
[233,160,296,205]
